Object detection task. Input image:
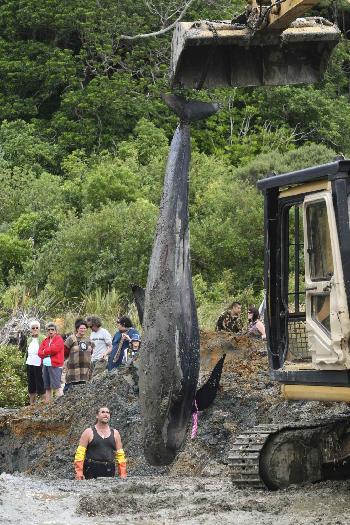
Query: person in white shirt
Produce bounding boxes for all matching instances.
[87,316,112,378]
[25,320,45,405]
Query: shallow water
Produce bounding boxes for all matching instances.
[1,473,350,525]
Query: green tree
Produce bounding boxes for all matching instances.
[0,119,58,173]
[0,167,36,224]
[190,152,264,293]
[0,39,77,120]
[131,117,168,165]
[250,86,350,153]
[82,154,141,209]
[28,199,158,301]
[0,233,32,285]
[234,143,336,184]
[11,211,59,247]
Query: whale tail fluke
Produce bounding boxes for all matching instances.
[162,93,219,123]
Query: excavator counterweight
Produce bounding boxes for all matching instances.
[170,18,340,88]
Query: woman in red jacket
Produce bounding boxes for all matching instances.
[38,322,65,402]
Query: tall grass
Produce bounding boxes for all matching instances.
[83,288,123,318]
[62,288,140,335]
[0,283,264,337]
[0,283,64,322]
[48,285,263,334]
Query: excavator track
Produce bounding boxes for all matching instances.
[228,424,281,489]
[228,414,350,489]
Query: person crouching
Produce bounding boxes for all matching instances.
[74,406,127,480]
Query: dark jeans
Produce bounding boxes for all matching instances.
[83,458,115,479]
[27,364,45,395]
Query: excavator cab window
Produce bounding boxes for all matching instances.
[311,294,331,335]
[258,161,350,385]
[281,201,309,363]
[306,201,334,282]
[303,192,343,363]
[286,204,305,314]
[305,199,333,337]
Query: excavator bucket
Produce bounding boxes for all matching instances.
[170,19,340,89]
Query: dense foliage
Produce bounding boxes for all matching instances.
[0,0,350,319]
[0,345,27,407]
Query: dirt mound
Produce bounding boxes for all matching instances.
[0,331,349,479]
[0,367,157,478]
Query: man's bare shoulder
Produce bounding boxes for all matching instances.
[81,427,94,440]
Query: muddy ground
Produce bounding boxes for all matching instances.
[1,331,350,523]
[2,473,350,524]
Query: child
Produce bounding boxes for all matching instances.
[128,333,141,360]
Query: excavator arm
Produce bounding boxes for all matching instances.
[266,0,320,30]
[170,0,340,88]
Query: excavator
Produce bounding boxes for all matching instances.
[169,0,350,489]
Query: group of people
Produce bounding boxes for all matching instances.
[71,302,264,484]
[25,315,141,405]
[24,302,264,482]
[215,301,266,340]
[25,317,132,480]
[67,302,265,484]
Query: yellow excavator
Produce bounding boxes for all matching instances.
[171,1,350,489]
[230,161,350,489]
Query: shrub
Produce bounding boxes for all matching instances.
[0,345,27,407]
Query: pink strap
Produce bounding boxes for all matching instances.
[191,400,198,439]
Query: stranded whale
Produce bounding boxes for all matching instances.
[138,94,219,465]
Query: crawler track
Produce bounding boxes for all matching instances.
[228,415,350,489]
[228,424,281,489]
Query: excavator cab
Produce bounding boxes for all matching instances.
[257,161,350,399]
[228,162,350,491]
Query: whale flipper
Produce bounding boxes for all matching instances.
[194,354,226,412]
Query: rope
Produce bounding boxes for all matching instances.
[191,400,199,439]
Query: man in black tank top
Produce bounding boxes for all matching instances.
[74,406,127,480]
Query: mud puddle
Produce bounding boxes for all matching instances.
[1,473,350,525]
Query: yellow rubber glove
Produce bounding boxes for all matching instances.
[115,448,127,479]
[74,445,86,480]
